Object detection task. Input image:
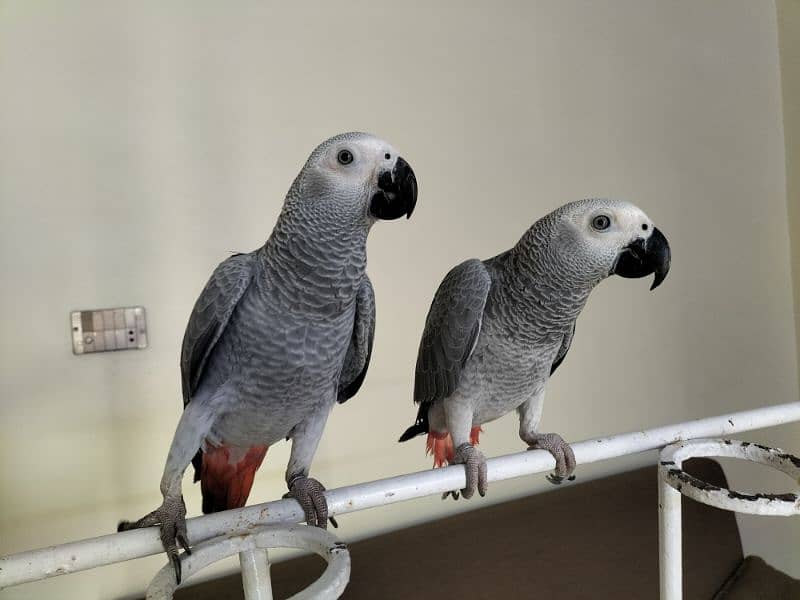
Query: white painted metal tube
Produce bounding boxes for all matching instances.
[239,549,272,600]
[660,439,800,516]
[658,454,683,600]
[2,401,799,590]
[658,438,800,600]
[144,525,349,600]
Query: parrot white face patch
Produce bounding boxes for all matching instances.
[319,135,398,191]
[581,202,653,245]
[295,132,413,222]
[545,198,668,287]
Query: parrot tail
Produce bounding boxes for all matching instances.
[398,422,426,442]
[426,427,482,468]
[398,402,431,442]
[199,444,268,514]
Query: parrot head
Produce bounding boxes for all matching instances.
[551,199,671,290]
[293,132,417,223]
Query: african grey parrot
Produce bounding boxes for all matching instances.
[399,199,670,499]
[119,132,417,582]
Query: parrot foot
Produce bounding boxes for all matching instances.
[117,495,190,584]
[284,475,337,529]
[526,432,577,485]
[443,443,487,500]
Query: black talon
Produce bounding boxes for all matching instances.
[171,553,182,585]
[118,497,188,584]
[547,474,564,485]
[177,533,191,555]
[568,475,576,481]
[329,516,339,529]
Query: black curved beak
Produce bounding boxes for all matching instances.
[611,227,671,290]
[369,156,418,220]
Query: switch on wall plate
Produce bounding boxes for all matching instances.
[71,306,148,355]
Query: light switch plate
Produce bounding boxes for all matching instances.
[71,306,148,355]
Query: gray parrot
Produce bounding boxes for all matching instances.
[119,132,417,582]
[399,199,670,499]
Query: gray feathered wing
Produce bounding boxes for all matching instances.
[180,252,257,478]
[549,322,576,376]
[399,259,491,441]
[337,276,376,403]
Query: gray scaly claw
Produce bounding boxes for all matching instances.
[117,495,190,584]
[447,443,488,500]
[527,432,577,485]
[284,475,330,529]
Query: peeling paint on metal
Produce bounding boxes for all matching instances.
[726,490,798,503]
[667,469,721,492]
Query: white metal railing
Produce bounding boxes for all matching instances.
[145,525,350,600]
[1,401,799,596]
[658,438,800,599]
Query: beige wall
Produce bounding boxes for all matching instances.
[1,2,798,598]
[780,2,800,379]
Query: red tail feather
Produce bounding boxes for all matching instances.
[200,444,268,514]
[426,427,483,468]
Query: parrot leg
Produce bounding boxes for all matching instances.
[448,442,488,500]
[118,398,216,584]
[442,400,487,500]
[117,495,190,583]
[517,388,576,484]
[525,432,576,484]
[284,475,331,528]
[284,405,334,528]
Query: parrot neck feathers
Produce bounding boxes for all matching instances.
[510,216,603,297]
[256,214,369,312]
[482,226,598,335]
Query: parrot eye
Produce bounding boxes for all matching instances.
[337,149,354,165]
[591,215,611,231]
